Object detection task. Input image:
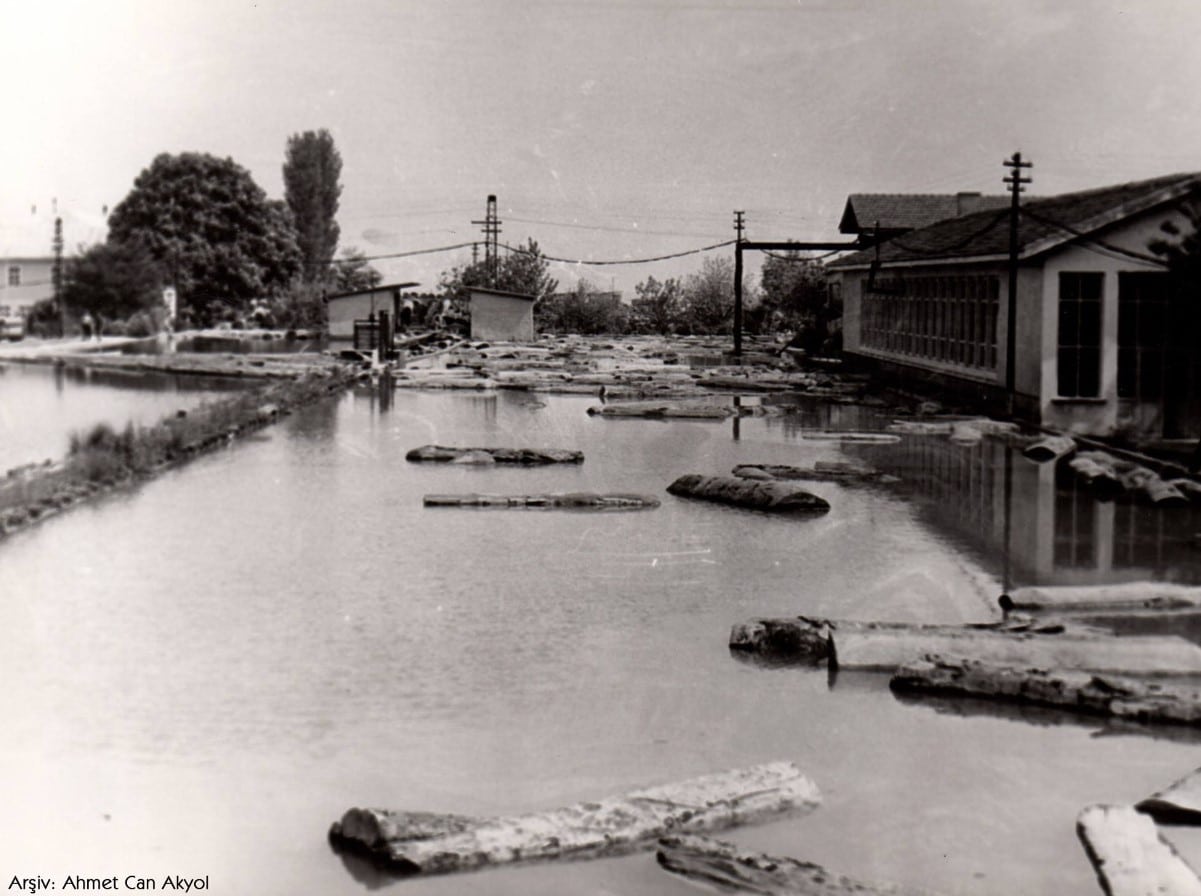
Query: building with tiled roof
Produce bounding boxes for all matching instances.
[828,172,1201,439]
[838,192,1009,243]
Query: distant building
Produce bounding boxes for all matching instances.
[0,204,107,330]
[828,172,1201,439]
[838,192,1009,245]
[468,287,535,341]
[324,282,419,341]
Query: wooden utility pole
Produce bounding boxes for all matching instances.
[733,210,745,359]
[471,195,502,286]
[1003,152,1032,413]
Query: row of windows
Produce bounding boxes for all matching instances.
[860,275,1000,370]
[6,265,19,287]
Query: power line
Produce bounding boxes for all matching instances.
[500,239,735,266]
[1018,206,1167,267]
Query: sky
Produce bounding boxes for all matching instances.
[3,0,1201,295]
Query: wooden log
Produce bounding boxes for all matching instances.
[1000,582,1201,614]
[329,761,821,875]
[730,616,1201,674]
[586,401,735,419]
[1077,804,1201,896]
[1170,478,1201,504]
[796,431,900,444]
[1023,434,1077,462]
[667,474,830,513]
[656,834,938,895]
[1137,768,1201,823]
[731,463,894,485]
[890,656,1201,725]
[1068,456,1125,498]
[405,445,584,464]
[423,492,660,510]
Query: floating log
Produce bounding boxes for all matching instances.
[656,835,937,896]
[730,616,1201,674]
[1171,479,1201,504]
[329,761,821,875]
[1023,434,1077,462]
[586,401,735,419]
[731,463,896,486]
[1000,582,1201,614]
[1137,768,1201,824]
[1077,805,1201,896]
[405,445,584,465]
[423,492,659,510]
[796,431,900,444]
[890,657,1201,725]
[667,474,830,513]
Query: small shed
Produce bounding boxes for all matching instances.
[325,282,418,341]
[468,287,536,341]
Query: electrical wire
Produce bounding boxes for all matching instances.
[887,210,1009,256]
[500,239,736,266]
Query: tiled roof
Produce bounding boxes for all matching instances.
[838,193,1009,234]
[830,172,1201,269]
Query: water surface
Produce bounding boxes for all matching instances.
[2,386,1200,895]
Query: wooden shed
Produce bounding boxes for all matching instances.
[468,287,536,341]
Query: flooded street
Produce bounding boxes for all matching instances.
[3,384,1201,894]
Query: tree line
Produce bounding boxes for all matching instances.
[43,128,839,351]
[38,129,380,336]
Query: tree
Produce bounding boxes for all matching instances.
[62,241,167,322]
[630,276,682,334]
[679,256,737,334]
[283,129,342,282]
[107,152,302,326]
[332,247,383,292]
[539,280,629,334]
[757,250,834,348]
[439,238,559,323]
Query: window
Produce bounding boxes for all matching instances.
[6,265,19,287]
[1057,272,1102,398]
[1118,272,1169,401]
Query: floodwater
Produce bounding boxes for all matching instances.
[3,383,1201,895]
[0,363,253,473]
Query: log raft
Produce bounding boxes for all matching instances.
[730,616,1201,675]
[656,834,938,895]
[732,462,898,486]
[1077,805,1201,896]
[423,492,660,510]
[405,445,584,465]
[329,761,821,875]
[890,656,1201,726]
[667,474,830,513]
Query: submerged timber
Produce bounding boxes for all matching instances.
[423,492,659,510]
[329,761,820,875]
[657,835,938,896]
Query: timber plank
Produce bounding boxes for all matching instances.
[1000,582,1201,614]
[1137,768,1201,824]
[1077,804,1201,896]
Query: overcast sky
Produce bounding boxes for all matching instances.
[3,0,1200,293]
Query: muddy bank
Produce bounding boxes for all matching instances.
[0,364,359,539]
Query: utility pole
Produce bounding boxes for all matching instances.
[471,195,502,287]
[733,210,745,360]
[1003,152,1032,414]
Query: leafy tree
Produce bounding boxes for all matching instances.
[757,250,834,348]
[439,238,559,324]
[679,256,737,334]
[332,247,383,292]
[62,241,167,323]
[630,275,682,334]
[539,280,629,334]
[107,152,302,326]
[283,129,342,282]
